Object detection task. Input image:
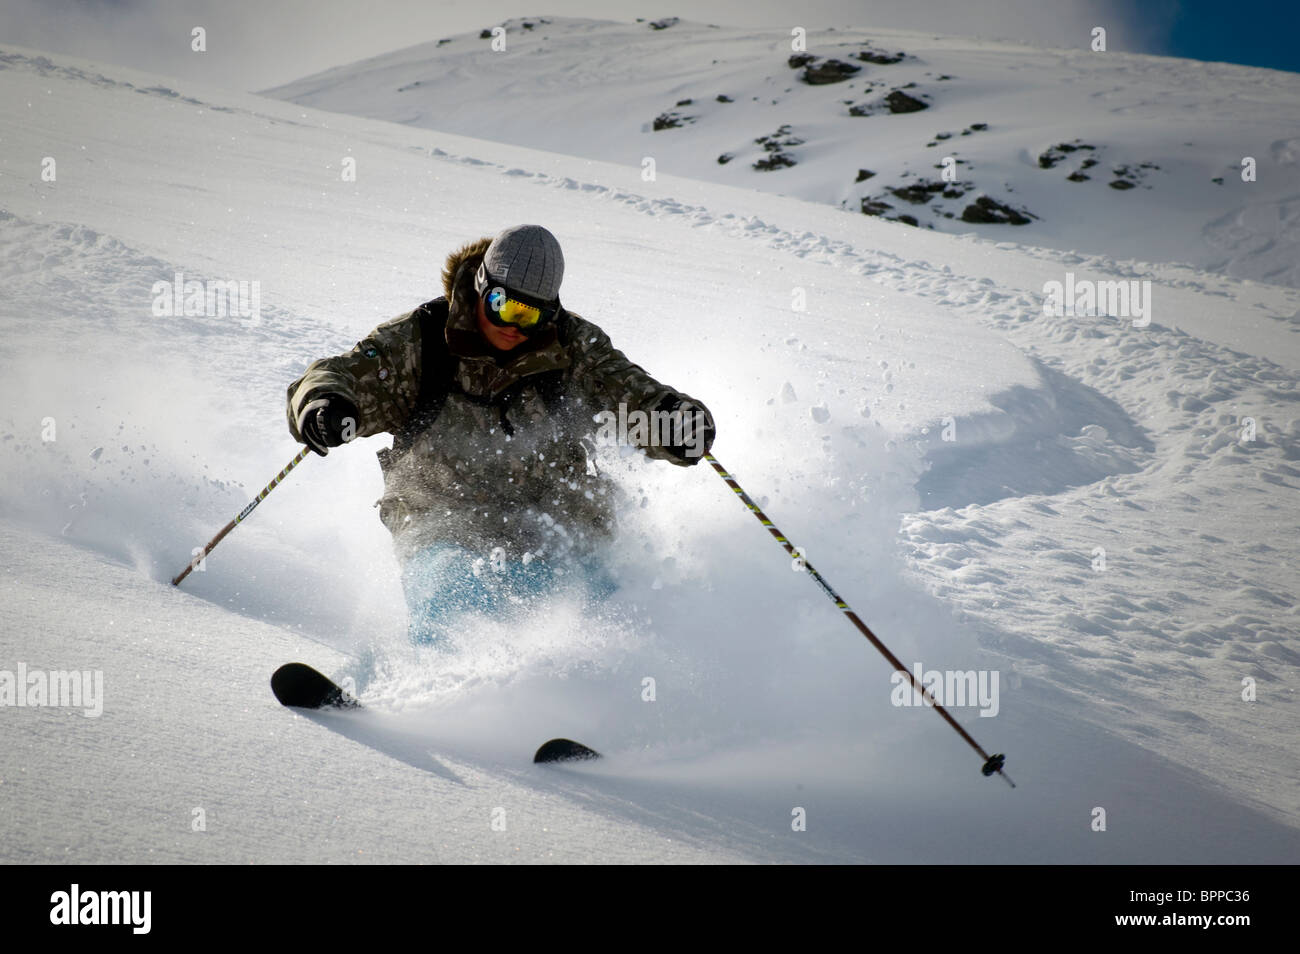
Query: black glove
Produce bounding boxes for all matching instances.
[297,395,359,457]
[656,396,715,464]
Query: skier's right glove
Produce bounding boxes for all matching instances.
[297,395,359,457]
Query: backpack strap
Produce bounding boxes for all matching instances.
[391,298,455,456]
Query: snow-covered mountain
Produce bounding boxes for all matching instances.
[1,37,1298,865]
[266,16,1300,289]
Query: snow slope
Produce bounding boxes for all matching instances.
[1,42,1298,863]
[266,16,1300,289]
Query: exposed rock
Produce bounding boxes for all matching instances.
[754,124,803,152]
[717,153,733,165]
[851,88,929,116]
[1067,172,1090,182]
[675,98,693,106]
[753,153,797,171]
[889,180,946,204]
[649,17,680,29]
[855,168,876,182]
[716,94,733,103]
[1107,162,1158,190]
[884,89,928,113]
[1038,140,1096,169]
[801,58,862,85]
[653,111,694,130]
[788,53,817,69]
[856,49,906,65]
[861,199,893,216]
[894,214,919,226]
[960,196,1035,225]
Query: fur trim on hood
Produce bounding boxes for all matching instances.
[441,237,493,301]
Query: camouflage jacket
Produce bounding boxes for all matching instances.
[287,237,713,562]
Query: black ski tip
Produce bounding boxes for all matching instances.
[534,738,601,764]
[271,662,360,710]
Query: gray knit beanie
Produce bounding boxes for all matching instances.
[482,225,564,303]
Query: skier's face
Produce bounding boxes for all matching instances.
[476,295,527,350]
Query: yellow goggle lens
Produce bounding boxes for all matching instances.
[487,288,543,328]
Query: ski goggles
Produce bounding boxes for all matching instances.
[474,263,559,334]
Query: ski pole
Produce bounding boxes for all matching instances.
[704,452,1014,787]
[171,447,312,587]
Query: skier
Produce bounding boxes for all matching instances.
[285,225,715,646]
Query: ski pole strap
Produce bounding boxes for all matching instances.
[704,453,1014,787]
[171,447,312,587]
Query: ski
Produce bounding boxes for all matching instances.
[272,663,601,764]
[534,738,601,763]
[271,662,360,710]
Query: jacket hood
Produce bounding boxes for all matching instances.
[441,236,493,302]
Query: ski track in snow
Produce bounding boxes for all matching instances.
[423,133,1300,821]
[1,42,1298,861]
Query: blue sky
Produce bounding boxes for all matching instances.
[1157,1,1299,74]
[0,0,1294,89]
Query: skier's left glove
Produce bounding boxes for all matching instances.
[656,396,715,464]
[297,394,359,457]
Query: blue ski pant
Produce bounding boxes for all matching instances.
[400,543,617,648]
